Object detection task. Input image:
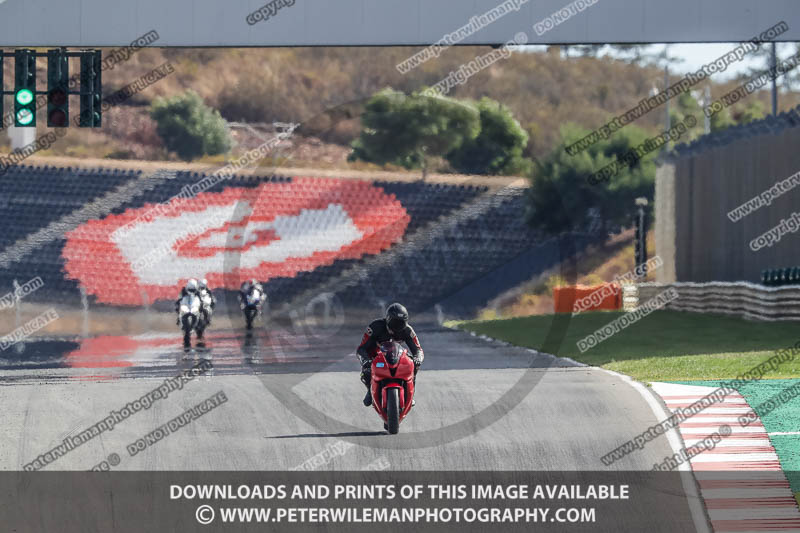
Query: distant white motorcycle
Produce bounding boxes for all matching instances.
[199,290,214,326]
[178,292,206,345]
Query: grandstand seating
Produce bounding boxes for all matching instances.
[673,107,800,157]
[761,267,800,287]
[0,164,603,318]
[0,165,139,250]
[0,166,142,304]
[373,181,485,235]
[0,166,491,309]
[334,191,557,312]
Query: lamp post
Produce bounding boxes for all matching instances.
[692,87,712,134]
[634,197,649,276]
[770,42,778,116]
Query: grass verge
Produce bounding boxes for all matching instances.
[454,310,800,499]
[452,310,800,381]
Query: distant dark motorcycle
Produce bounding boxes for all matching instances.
[240,287,265,330]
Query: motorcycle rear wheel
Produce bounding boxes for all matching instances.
[386,388,400,434]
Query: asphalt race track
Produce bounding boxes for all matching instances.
[0,324,689,470]
[0,324,707,531]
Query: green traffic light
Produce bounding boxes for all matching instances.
[16,108,34,125]
[15,88,34,106]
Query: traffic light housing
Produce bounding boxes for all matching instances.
[79,50,101,127]
[14,49,36,127]
[47,49,69,127]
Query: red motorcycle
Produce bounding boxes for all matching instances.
[370,341,415,434]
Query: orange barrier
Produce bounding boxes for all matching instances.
[553,284,622,313]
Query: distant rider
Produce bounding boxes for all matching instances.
[238,279,265,313]
[175,278,200,325]
[356,303,424,407]
[198,278,216,326]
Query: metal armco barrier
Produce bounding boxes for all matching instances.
[637,281,800,321]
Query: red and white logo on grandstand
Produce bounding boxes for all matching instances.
[63,178,409,305]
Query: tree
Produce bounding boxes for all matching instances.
[446,97,531,176]
[526,123,656,235]
[349,89,480,179]
[562,44,605,58]
[743,42,800,92]
[608,44,664,66]
[740,42,800,110]
[782,43,800,91]
[710,107,736,131]
[669,91,704,142]
[150,90,232,161]
[733,99,766,125]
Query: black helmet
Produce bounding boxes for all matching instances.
[386,303,409,333]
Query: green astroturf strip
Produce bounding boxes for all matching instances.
[671,379,800,493]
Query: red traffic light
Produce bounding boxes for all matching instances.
[48,109,67,127]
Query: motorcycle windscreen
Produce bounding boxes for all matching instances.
[181,294,200,311]
[380,341,403,365]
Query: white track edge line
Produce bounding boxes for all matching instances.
[597,369,711,533]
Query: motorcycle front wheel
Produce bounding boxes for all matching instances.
[386,388,400,434]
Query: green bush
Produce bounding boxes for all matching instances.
[349,89,480,179]
[446,97,531,176]
[150,90,232,161]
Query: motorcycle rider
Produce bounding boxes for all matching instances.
[198,278,216,326]
[238,279,265,312]
[240,279,252,295]
[175,278,200,326]
[356,303,424,407]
